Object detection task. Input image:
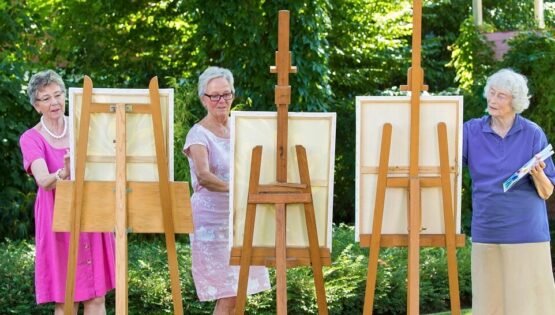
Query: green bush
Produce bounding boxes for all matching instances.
[0,239,53,314]
[1,225,471,314]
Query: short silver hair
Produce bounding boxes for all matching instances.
[483,68,530,114]
[197,66,235,99]
[27,69,66,106]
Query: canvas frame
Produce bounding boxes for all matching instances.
[68,87,174,181]
[355,95,463,241]
[229,111,336,251]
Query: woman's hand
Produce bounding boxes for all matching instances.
[530,159,554,200]
[61,149,70,179]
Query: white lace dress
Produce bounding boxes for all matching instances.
[183,124,271,301]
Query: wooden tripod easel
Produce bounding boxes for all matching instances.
[53,76,192,314]
[231,10,329,315]
[361,1,465,314]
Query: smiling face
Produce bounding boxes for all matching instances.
[33,83,65,120]
[201,77,233,121]
[486,86,515,119]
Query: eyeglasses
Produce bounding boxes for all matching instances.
[204,92,234,102]
[36,91,65,104]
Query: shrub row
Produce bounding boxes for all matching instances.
[0,224,471,314]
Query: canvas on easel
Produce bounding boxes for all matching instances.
[229,111,336,250]
[67,87,174,182]
[53,77,192,315]
[355,95,463,238]
[355,1,465,314]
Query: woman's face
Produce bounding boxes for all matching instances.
[486,86,514,119]
[34,83,65,120]
[201,77,233,120]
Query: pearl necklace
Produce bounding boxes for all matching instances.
[40,116,67,139]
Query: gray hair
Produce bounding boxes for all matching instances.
[483,68,530,114]
[27,70,66,105]
[197,66,235,99]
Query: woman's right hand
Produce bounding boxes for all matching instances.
[62,149,70,179]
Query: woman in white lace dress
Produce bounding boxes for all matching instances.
[183,66,271,314]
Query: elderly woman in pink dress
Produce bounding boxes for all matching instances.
[19,70,115,314]
[183,66,271,314]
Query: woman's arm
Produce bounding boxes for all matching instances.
[530,160,554,200]
[30,158,69,191]
[187,144,229,192]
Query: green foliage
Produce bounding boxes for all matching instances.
[479,0,537,31]
[0,239,53,314]
[0,0,45,240]
[1,225,472,314]
[500,31,555,143]
[182,0,333,112]
[328,0,412,97]
[449,17,496,92]
[28,0,195,88]
[422,0,473,91]
[172,80,201,183]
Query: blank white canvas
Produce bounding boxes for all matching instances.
[230,111,336,251]
[355,96,463,241]
[68,88,174,182]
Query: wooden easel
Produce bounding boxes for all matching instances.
[53,76,193,314]
[231,10,329,315]
[360,1,465,314]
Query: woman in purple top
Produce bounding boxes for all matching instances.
[19,70,115,314]
[463,68,555,314]
[183,66,270,314]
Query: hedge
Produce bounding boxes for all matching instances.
[0,224,471,314]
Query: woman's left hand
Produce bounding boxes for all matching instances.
[530,159,553,199]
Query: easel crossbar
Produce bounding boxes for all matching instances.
[248,192,312,204]
[359,234,465,248]
[230,246,331,267]
[89,103,155,114]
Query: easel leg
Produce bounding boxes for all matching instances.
[276,203,288,315]
[296,145,328,315]
[235,146,263,315]
[164,233,183,315]
[363,123,392,315]
[64,76,94,314]
[437,123,461,315]
[149,77,184,315]
[64,230,80,314]
[115,226,128,314]
[115,104,129,314]
[407,178,421,315]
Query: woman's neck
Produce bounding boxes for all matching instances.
[41,115,66,134]
[201,114,229,138]
[490,113,516,138]
[204,113,228,126]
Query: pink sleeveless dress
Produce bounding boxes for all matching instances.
[19,128,115,304]
[184,124,271,301]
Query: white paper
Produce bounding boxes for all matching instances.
[503,144,554,192]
